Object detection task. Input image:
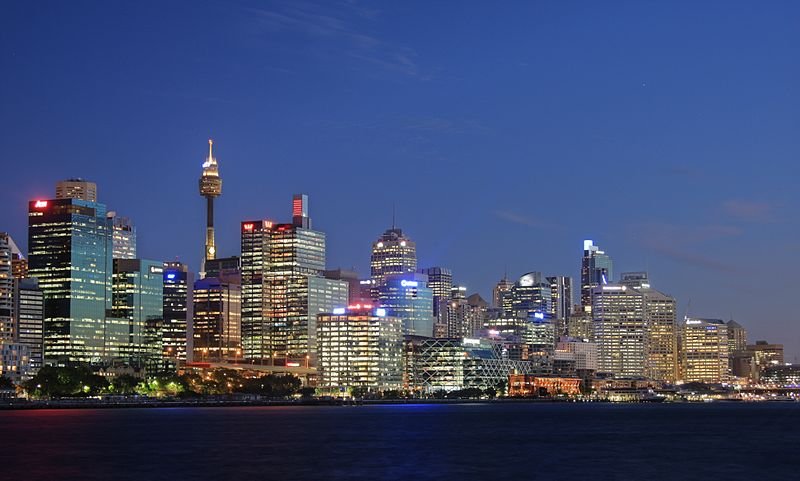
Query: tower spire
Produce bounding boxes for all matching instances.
[208,138,213,161]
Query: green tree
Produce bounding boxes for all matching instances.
[23,365,108,398]
[110,374,140,395]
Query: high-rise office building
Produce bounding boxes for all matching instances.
[11,255,27,280]
[240,195,348,365]
[13,278,44,374]
[370,227,417,292]
[192,277,241,362]
[162,262,193,363]
[377,273,434,337]
[620,272,678,383]
[681,318,729,383]
[591,284,646,377]
[0,233,18,341]
[205,256,241,284]
[199,139,222,265]
[110,215,137,260]
[726,320,747,354]
[547,275,572,337]
[492,275,513,309]
[1,234,43,380]
[111,259,164,366]
[323,269,365,304]
[505,272,552,319]
[420,267,452,318]
[55,178,97,202]
[317,305,404,394]
[28,193,113,364]
[581,240,613,312]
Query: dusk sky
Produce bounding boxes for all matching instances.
[2,1,799,356]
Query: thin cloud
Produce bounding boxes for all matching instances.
[243,2,423,78]
[722,199,774,223]
[632,222,741,273]
[494,211,549,229]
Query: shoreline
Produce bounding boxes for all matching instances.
[1,397,794,410]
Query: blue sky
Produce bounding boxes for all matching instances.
[1,1,799,356]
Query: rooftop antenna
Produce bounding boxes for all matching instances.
[683,299,692,321]
[392,202,396,230]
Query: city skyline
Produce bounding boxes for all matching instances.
[2,1,799,358]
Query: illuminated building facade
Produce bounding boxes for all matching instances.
[580,240,613,312]
[620,272,678,383]
[199,139,222,264]
[0,233,17,342]
[553,337,598,377]
[508,375,582,396]
[192,277,241,362]
[546,275,573,324]
[505,272,552,319]
[111,259,164,366]
[55,178,97,202]
[28,195,113,365]
[404,337,549,394]
[566,312,592,340]
[162,262,192,363]
[727,320,747,354]
[681,317,729,383]
[591,284,646,377]
[377,273,434,337]
[492,275,513,309]
[370,227,417,293]
[760,365,800,387]
[747,341,784,380]
[13,278,44,374]
[317,306,403,394]
[323,269,364,304]
[240,195,347,365]
[110,215,136,259]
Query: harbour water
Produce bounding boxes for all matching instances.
[2,402,797,480]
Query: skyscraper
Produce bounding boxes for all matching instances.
[199,139,222,265]
[581,240,613,312]
[111,259,164,366]
[192,277,241,362]
[591,284,646,377]
[28,192,113,364]
[620,272,678,383]
[240,195,348,365]
[681,318,729,383]
[0,233,18,341]
[420,267,452,317]
[506,272,552,319]
[377,273,434,337]
[492,275,513,310]
[110,214,137,260]
[55,178,97,202]
[162,261,192,363]
[13,278,44,374]
[317,305,404,395]
[370,227,417,292]
[547,275,573,321]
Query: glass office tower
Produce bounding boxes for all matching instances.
[163,262,192,362]
[28,197,113,365]
[580,240,613,312]
[111,259,164,366]
[378,273,434,337]
[240,195,347,366]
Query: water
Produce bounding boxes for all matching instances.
[2,403,797,480]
